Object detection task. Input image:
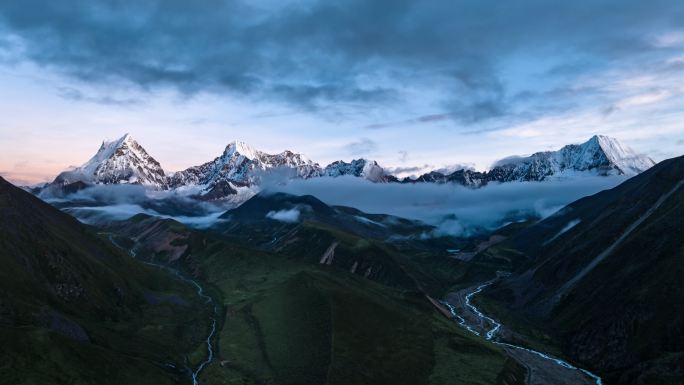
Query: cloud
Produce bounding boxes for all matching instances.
[386,163,477,179]
[32,172,629,236]
[57,86,143,107]
[386,164,432,176]
[266,208,301,223]
[268,175,627,235]
[491,155,530,168]
[344,138,377,156]
[364,113,453,130]
[433,163,476,174]
[1,0,682,121]
[40,184,230,227]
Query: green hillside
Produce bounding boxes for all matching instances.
[0,177,213,385]
[104,195,526,385]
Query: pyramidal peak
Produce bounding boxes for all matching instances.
[589,134,655,175]
[100,133,133,149]
[53,133,167,189]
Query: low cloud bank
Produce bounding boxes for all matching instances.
[41,184,230,228]
[266,175,626,235]
[36,175,626,236]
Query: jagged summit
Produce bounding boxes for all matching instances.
[168,140,323,192]
[53,133,168,188]
[323,158,396,182]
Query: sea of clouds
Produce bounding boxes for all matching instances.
[37,175,626,235]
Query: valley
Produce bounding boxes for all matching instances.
[99,206,524,385]
[106,232,219,385]
[444,281,603,385]
[2,2,682,384]
[1,146,682,385]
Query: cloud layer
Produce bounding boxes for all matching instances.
[1,0,683,121]
[41,184,230,228]
[38,173,626,236]
[267,175,626,235]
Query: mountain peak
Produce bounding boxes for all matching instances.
[169,141,322,193]
[581,134,655,175]
[52,133,167,188]
[586,134,622,150]
[102,133,133,148]
[489,135,655,181]
[223,140,260,159]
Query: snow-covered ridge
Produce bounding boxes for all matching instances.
[404,135,655,186]
[323,159,396,183]
[489,135,655,182]
[48,134,655,199]
[168,140,324,192]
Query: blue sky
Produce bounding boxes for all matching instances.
[0,0,683,184]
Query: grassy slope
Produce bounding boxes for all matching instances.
[198,244,515,385]
[0,177,211,385]
[107,212,525,385]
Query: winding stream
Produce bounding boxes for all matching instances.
[149,262,218,385]
[106,234,218,385]
[443,282,603,385]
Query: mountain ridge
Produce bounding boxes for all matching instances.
[402,135,655,186]
[478,154,684,384]
[43,134,655,199]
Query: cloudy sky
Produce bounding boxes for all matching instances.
[0,0,683,184]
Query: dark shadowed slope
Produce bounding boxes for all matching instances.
[213,192,472,295]
[217,192,435,239]
[0,176,211,385]
[482,156,684,384]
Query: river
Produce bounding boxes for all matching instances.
[443,282,603,385]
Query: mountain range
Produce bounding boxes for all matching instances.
[45,134,655,200]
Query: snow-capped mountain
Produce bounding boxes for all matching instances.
[47,134,655,200]
[487,135,655,181]
[168,140,323,193]
[323,159,397,182]
[53,134,168,189]
[404,135,655,187]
